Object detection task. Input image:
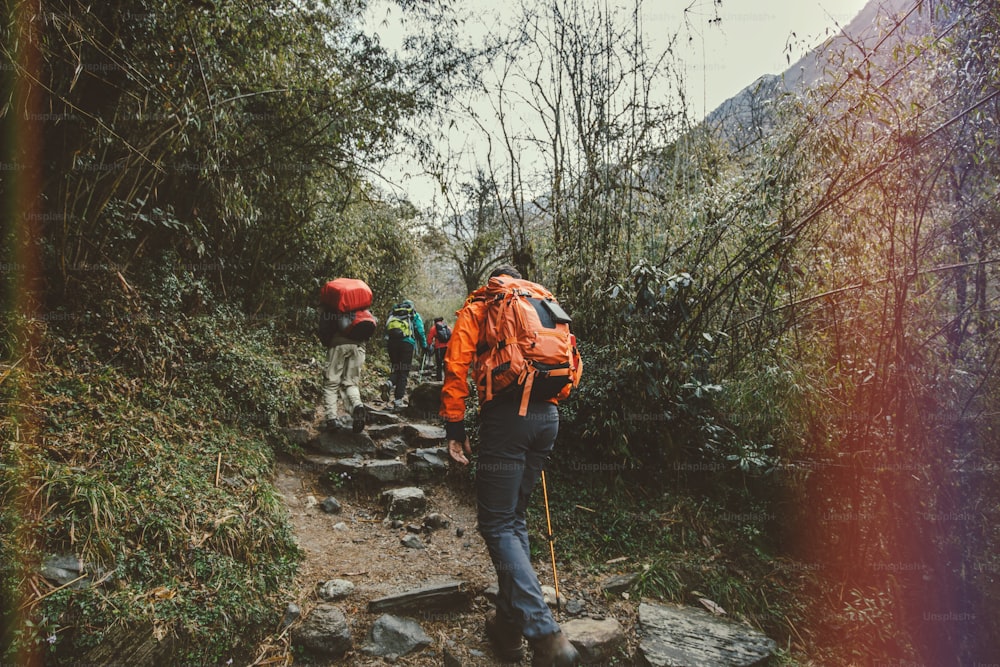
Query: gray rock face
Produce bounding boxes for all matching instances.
[362,614,432,658]
[636,602,776,667]
[293,604,352,659]
[309,430,375,457]
[381,487,427,517]
[562,617,625,664]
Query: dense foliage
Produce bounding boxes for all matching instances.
[1,0,456,662]
[435,0,999,663]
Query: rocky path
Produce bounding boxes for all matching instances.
[252,380,778,666]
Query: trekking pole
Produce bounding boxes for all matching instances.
[540,470,561,611]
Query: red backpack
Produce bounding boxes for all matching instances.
[321,278,372,312]
[473,277,582,416]
[319,279,377,342]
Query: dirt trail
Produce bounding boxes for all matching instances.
[253,386,636,666]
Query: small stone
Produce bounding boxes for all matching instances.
[281,602,301,630]
[317,579,355,601]
[602,572,640,595]
[566,599,585,615]
[332,522,348,531]
[400,534,426,550]
[405,523,423,533]
[390,519,404,529]
[304,495,319,509]
[541,585,568,608]
[320,497,342,514]
[423,513,450,530]
[455,527,465,538]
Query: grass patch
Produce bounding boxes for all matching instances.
[529,470,812,658]
[1,311,311,665]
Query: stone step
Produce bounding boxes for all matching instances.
[307,429,375,457]
[325,457,411,487]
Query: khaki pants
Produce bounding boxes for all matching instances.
[323,343,365,420]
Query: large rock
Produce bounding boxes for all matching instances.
[362,614,432,658]
[636,602,776,667]
[562,617,626,665]
[292,604,352,659]
[308,430,375,457]
[381,487,427,517]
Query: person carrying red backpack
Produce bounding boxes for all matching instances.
[440,266,582,667]
[318,278,376,433]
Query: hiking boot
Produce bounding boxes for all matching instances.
[351,403,367,434]
[392,397,406,411]
[325,417,348,432]
[529,631,579,667]
[485,611,524,662]
[380,380,393,403]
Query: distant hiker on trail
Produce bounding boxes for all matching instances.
[426,316,451,381]
[440,266,583,667]
[318,278,377,433]
[380,299,426,410]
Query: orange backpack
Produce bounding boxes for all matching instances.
[473,276,582,416]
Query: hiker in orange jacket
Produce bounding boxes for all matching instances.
[441,266,581,667]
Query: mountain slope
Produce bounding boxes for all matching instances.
[704,0,931,148]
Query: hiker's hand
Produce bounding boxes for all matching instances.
[448,438,471,466]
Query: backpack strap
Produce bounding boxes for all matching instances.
[518,370,533,416]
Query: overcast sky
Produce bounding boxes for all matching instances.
[367,0,873,210]
[661,0,870,117]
